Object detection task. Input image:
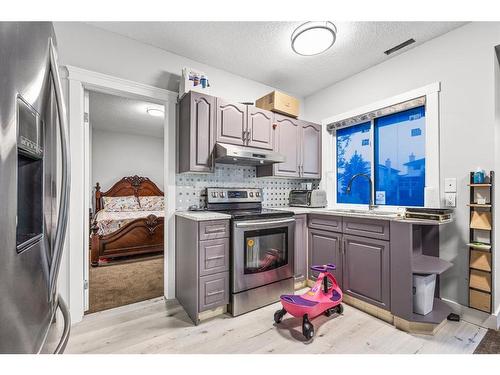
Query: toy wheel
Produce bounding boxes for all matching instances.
[274,308,287,324]
[302,315,314,340]
[302,322,314,340]
[324,308,335,317]
[336,304,344,314]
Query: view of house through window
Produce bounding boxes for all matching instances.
[336,106,426,207]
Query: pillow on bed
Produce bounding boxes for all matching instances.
[103,195,141,212]
[139,196,164,211]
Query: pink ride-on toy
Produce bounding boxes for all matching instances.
[274,264,343,340]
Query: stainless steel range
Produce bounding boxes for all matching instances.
[206,188,295,316]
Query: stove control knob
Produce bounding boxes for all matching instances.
[211,192,217,198]
[249,192,254,197]
[255,192,260,197]
[219,192,225,198]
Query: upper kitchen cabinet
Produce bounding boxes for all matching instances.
[178,91,215,173]
[246,106,274,150]
[300,121,322,179]
[257,114,322,179]
[215,98,247,146]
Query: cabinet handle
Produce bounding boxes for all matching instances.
[242,130,246,141]
[206,255,225,261]
[247,130,251,143]
[207,290,224,296]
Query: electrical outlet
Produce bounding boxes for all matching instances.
[445,192,456,207]
[444,178,457,193]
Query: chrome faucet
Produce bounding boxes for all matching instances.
[346,173,376,210]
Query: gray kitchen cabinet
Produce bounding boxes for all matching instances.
[176,216,230,324]
[308,228,342,285]
[216,98,247,146]
[294,214,308,285]
[257,114,322,179]
[178,91,215,173]
[247,106,274,150]
[300,120,322,179]
[342,234,390,310]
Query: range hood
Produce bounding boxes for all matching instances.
[214,143,286,166]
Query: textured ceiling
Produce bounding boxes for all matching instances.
[89,91,164,138]
[87,22,466,97]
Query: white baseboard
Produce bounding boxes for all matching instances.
[441,298,499,330]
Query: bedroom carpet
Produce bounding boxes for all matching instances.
[474,329,500,354]
[88,256,164,314]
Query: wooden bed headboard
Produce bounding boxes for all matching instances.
[94,175,164,212]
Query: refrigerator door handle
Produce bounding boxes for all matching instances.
[48,37,71,301]
[53,294,71,354]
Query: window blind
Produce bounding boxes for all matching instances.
[327,96,426,133]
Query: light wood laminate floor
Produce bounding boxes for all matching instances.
[51,296,487,354]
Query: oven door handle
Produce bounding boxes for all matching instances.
[234,218,295,228]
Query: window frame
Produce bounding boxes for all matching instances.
[320,82,440,210]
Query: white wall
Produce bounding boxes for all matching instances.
[304,22,500,318]
[91,128,164,198]
[53,22,304,111]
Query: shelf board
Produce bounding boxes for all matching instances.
[468,183,492,187]
[412,255,452,275]
[467,204,492,208]
[410,298,452,324]
[467,242,492,251]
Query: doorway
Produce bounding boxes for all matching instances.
[85,90,166,313]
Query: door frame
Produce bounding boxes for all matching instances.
[61,65,178,323]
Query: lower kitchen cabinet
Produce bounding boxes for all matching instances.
[176,216,230,324]
[294,214,307,285]
[342,234,390,310]
[308,228,342,285]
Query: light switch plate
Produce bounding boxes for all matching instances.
[445,192,456,207]
[444,178,457,193]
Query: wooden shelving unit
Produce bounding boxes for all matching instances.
[468,171,494,313]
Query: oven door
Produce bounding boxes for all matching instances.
[232,217,295,293]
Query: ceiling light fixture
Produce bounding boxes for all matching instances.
[146,107,164,117]
[291,21,337,56]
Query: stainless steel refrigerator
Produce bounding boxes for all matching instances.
[0,22,71,354]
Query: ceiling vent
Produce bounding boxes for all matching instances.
[384,38,416,55]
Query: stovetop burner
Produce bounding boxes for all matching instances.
[215,208,294,221]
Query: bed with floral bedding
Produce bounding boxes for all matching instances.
[90,176,164,266]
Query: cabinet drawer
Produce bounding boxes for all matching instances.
[469,289,491,312]
[342,217,390,241]
[308,214,342,233]
[199,220,229,240]
[199,272,229,312]
[199,238,229,276]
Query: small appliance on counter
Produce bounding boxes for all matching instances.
[404,208,453,222]
[289,189,327,208]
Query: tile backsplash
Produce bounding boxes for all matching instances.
[176,164,319,210]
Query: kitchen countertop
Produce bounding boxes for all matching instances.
[175,210,231,221]
[273,206,452,225]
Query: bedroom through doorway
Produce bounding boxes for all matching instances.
[85,89,165,314]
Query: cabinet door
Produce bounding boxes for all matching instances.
[178,92,215,173]
[273,114,301,177]
[294,214,307,284]
[216,98,247,146]
[343,235,390,310]
[308,229,342,284]
[247,106,274,150]
[300,121,322,179]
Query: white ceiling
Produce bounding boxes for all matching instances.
[89,91,164,138]
[87,22,466,97]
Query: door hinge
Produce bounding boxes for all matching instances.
[84,112,89,123]
[84,280,89,290]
